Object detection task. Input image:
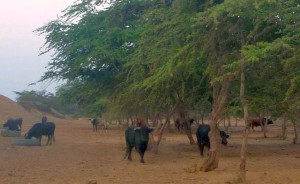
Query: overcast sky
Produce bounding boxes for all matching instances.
[0,0,76,100]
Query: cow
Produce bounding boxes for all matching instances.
[25,122,56,145]
[89,118,108,132]
[3,118,23,131]
[89,118,99,131]
[174,118,195,132]
[123,126,154,163]
[250,117,273,130]
[196,124,229,157]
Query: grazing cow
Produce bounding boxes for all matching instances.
[123,126,154,163]
[3,118,23,131]
[25,122,56,145]
[250,117,273,130]
[196,124,229,156]
[174,118,195,132]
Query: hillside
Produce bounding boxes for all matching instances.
[0,95,63,126]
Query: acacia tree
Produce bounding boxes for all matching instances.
[116,0,210,145]
[221,0,300,181]
[192,5,239,172]
[280,0,300,144]
[36,0,157,116]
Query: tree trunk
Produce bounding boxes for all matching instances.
[223,118,228,132]
[200,112,205,124]
[130,117,134,126]
[178,116,196,145]
[259,113,267,138]
[200,115,219,172]
[166,119,171,132]
[227,117,231,130]
[184,120,196,145]
[151,117,169,154]
[237,68,250,182]
[200,80,231,172]
[281,117,287,140]
[293,120,298,144]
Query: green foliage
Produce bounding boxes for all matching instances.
[36,0,300,121]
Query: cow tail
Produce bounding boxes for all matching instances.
[122,148,129,161]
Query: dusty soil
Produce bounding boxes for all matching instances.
[1,95,300,184]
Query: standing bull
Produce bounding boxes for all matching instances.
[25,122,56,145]
[250,117,273,130]
[89,118,99,131]
[3,118,23,131]
[174,118,195,132]
[196,124,229,156]
[123,126,154,163]
[89,118,107,132]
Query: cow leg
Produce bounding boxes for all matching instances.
[200,144,204,156]
[139,152,145,163]
[49,135,53,145]
[100,125,104,134]
[251,124,254,131]
[127,146,133,161]
[197,142,204,157]
[51,134,54,144]
[46,135,50,145]
[49,135,52,145]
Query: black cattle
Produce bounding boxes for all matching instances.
[196,124,229,156]
[250,117,273,130]
[89,118,99,131]
[123,126,154,163]
[3,118,23,131]
[174,118,195,132]
[25,122,56,145]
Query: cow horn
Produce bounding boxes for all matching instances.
[134,127,141,131]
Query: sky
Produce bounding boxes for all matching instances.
[0,0,76,100]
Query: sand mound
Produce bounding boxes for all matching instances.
[0,95,64,129]
[0,95,41,124]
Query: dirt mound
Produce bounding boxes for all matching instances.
[0,95,63,127]
[0,95,41,124]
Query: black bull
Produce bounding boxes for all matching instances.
[174,118,195,132]
[123,126,154,163]
[196,124,229,156]
[250,117,273,130]
[25,122,56,145]
[3,118,23,131]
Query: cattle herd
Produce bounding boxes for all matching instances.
[1,116,274,162]
[120,117,272,162]
[1,116,56,145]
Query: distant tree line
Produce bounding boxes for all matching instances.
[15,90,79,117]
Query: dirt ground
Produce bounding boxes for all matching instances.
[0,95,300,184]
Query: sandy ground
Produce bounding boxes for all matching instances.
[0,118,299,184]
